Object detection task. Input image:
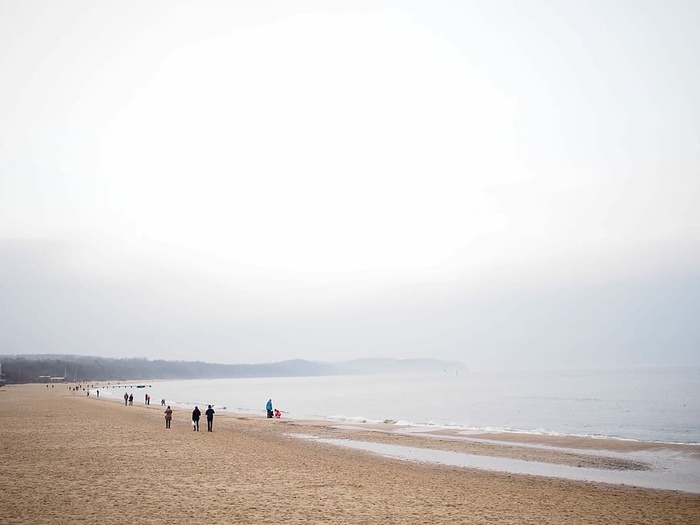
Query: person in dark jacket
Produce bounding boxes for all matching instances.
[266,399,273,418]
[192,406,201,431]
[205,405,215,432]
[164,406,173,428]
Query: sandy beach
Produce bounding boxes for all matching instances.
[1,384,699,524]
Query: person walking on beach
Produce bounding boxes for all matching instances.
[266,399,273,418]
[128,393,133,406]
[124,392,128,406]
[164,406,173,429]
[205,405,215,432]
[192,406,201,431]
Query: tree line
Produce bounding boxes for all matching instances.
[0,355,338,384]
[0,355,465,384]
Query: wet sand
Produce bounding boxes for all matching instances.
[1,384,699,524]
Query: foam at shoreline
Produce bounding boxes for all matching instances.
[2,384,700,524]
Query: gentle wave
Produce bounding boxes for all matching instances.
[95,367,700,444]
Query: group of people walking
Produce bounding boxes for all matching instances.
[95,389,282,429]
[163,404,214,430]
[188,405,215,431]
[163,399,280,430]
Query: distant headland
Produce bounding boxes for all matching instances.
[0,355,466,384]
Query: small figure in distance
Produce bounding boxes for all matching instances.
[124,392,128,406]
[164,405,172,429]
[205,405,215,432]
[266,398,273,418]
[128,393,133,406]
[274,409,281,419]
[192,406,201,431]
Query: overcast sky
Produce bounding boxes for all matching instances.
[1,1,698,369]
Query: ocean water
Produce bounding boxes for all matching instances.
[100,366,700,444]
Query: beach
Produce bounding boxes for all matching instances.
[1,384,699,524]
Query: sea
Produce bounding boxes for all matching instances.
[100,366,700,444]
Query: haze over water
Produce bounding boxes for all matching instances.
[103,366,700,444]
[1,2,698,374]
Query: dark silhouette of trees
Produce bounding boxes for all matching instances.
[0,355,464,384]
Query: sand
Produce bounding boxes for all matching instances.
[1,384,699,524]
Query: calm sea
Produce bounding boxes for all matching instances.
[100,366,700,444]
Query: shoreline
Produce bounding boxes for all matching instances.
[2,384,699,523]
[89,379,700,447]
[47,383,700,484]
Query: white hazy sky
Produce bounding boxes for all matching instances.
[1,0,699,369]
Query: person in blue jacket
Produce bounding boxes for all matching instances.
[266,399,273,418]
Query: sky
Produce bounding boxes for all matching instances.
[1,0,699,370]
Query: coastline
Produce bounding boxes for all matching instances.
[1,384,699,524]
[92,369,700,446]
